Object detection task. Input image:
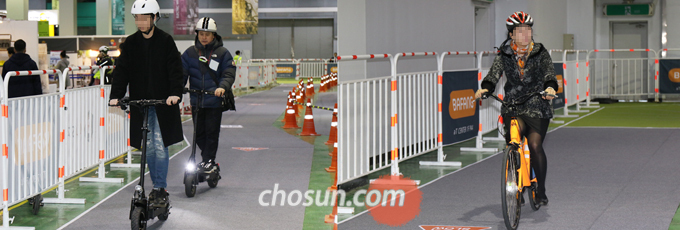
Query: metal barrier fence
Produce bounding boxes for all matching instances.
[1,69,66,229]
[1,70,62,228]
[79,66,125,183]
[336,48,668,186]
[337,54,393,184]
[252,58,330,80]
[392,53,440,173]
[241,60,277,88]
[300,60,326,79]
[456,51,505,153]
[0,66,132,226]
[586,49,658,102]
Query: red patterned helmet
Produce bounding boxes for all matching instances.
[506,11,534,32]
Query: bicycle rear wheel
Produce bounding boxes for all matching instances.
[501,146,521,230]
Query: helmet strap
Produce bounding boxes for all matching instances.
[142,25,155,35]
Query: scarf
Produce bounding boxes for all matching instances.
[511,40,534,78]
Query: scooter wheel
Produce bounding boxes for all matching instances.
[208,172,219,188]
[130,206,147,230]
[184,173,197,197]
[157,204,170,221]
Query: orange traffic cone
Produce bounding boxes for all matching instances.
[323,75,330,92]
[328,74,334,89]
[282,104,299,129]
[298,89,307,112]
[318,77,325,93]
[333,73,337,87]
[294,97,300,118]
[291,88,300,117]
[325,166,338,224]
[282,93,292,122]
[299,99,319,136]
[281,93,290,122]
[325,142,337,172]
[307,77,315,96]
[325,103,338,145]
[328,140,336,156]
[324,200,338,223]
[296,89,303,112]
[332,74,337,87]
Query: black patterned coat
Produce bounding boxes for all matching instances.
[481,43,559,119]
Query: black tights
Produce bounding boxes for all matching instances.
[503,116,550,198]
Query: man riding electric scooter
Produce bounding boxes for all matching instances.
[109,0,184,228]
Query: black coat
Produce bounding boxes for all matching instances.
[482,43,559,119]
[110,28,184,148]
[1,53,42,98]
[181,34,236,108]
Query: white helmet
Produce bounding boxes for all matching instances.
[195,17,217,33]
[99,46,109,53]
[131,0,160,16]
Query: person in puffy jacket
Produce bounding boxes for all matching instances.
[181,17,236,172]
[1,39,42,98]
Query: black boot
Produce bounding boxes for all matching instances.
[536,192,548,206]
[538,196,548,205]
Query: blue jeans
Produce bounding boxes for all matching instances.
[146,107,169,188]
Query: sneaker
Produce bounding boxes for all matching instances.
[148,189,157,200]
[201,160,217,173]
[152,188,168,206]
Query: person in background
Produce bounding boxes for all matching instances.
[55,50,71,89]
[233,50,242,65]
[7,47,14,59]
[1,39,42,98]
[91,46,114,85]
[329,52,337,63]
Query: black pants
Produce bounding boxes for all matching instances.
[192,107,223,163]
[503,115,550,198]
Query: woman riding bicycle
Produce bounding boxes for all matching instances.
[475,11,557,205]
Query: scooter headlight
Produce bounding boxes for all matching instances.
[186,163,195,172]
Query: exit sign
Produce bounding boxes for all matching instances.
[604,4,654,16]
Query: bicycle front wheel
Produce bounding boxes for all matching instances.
[501,146,521,230]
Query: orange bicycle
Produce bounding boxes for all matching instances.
[478,91,556,230]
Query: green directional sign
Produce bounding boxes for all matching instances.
[604,4,653,16]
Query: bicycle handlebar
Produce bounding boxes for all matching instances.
[183,88,215,95]
[476,91,558,107]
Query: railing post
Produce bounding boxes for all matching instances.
[43,66,88,205]
[419,51,463,167]
[79,66,124,183]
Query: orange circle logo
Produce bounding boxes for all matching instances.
[555,75,564,93]
[366,175,422,227]
[448,89,476,119]
[276,67,294,73]
[669,68,680,83]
